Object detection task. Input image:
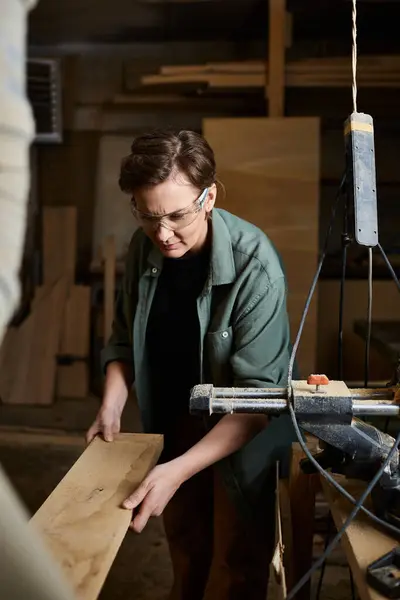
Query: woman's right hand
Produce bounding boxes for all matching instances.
[86,399,124,444]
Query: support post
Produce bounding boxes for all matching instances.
[268,0,286,117]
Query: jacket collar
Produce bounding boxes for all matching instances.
[146,208,236,286]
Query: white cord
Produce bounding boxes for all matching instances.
[352,0,358,113]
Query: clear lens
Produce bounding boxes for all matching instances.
[131,189,208,231]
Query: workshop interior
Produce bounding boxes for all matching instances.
[1,0,400,599]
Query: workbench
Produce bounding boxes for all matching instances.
[320,475,398,600]
[288,443,399,600]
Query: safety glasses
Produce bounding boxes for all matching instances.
[131,187,209,231]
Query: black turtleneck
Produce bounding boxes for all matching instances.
[146,247,210,438]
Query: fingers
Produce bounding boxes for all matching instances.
[86,423,99,445]
[103,423,114,443]
[130,497,154,533]
[123,481,148,511]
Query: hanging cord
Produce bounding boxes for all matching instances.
[378,242,400,293]
[338,199,350,379]
[364,248,373,388]
[352,0,358,113]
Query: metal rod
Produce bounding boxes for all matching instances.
[211,398,288,415]
[352,402,400,416]
[210,398,399,417]
[213,388,287,399]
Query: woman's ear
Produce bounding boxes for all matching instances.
[205,183,217,214]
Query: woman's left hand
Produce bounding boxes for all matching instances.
[122,459,185,533]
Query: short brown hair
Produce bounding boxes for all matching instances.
[119,129,216,194]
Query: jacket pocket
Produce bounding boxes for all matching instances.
[205,326,233,385]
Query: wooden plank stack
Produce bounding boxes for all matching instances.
[0,206,91,404]
[133,55,400,91]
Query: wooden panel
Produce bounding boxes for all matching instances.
[60,286,91,356]
[317,280,400,382]
[31,433,163,600]
[43,206,77,285]
[268,0,286,116]
[203,117,320,376]
[0,279,69,405]
[56,285,91,398]
[57,363,89,398]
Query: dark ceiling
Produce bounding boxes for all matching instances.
[28,0,400,50]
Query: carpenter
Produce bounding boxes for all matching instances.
[87,129,296,600]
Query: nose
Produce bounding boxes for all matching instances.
[155,223,173,243]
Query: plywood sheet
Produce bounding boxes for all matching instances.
[203,117,320,376]
[43,206,77,285]
[60,285,91,357]
[57,363,89,398]
[1,278,68,405]
[31,433,163,600]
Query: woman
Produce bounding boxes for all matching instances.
[87,129,296,600]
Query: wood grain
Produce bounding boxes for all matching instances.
[321,475,398,600]
[268,0,286,116]
[203,116,320,376]
[31,433,163,600]
[42,206,77,285]
[1,278,69,405]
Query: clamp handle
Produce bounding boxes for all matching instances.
[307,374,329,386]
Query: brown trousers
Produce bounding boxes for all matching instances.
[163,464,275,600]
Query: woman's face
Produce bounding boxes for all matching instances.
[132,173,216,258]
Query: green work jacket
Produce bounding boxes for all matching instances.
[101,208,298,521]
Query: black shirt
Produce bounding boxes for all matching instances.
[146,248,210,441]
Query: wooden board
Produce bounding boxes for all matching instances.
[42,206,77,285]
[57,363,89,398]
[268,0,286,116]
[56,285,91,398]
[0,278,69,405]
[31,433,163,600]
[203,117,320,376]
[59,286,90,356]
[321,475,398,600]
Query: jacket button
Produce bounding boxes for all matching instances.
[151,267,158,274]
[221,331,229,339]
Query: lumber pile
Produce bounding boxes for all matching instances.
[0,206,91,404]
[134,55,400,90]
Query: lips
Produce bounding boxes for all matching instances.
[162,242,180,251]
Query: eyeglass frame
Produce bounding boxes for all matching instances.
[130,187,210,231]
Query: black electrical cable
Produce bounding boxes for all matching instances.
[287,395,400,535]
[364,247,373,388]
[286,422,400,600]
[338,199,349,380]
[378,242,400,293]
[285,174,400,535]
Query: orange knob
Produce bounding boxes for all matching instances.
[307,374,329,386]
